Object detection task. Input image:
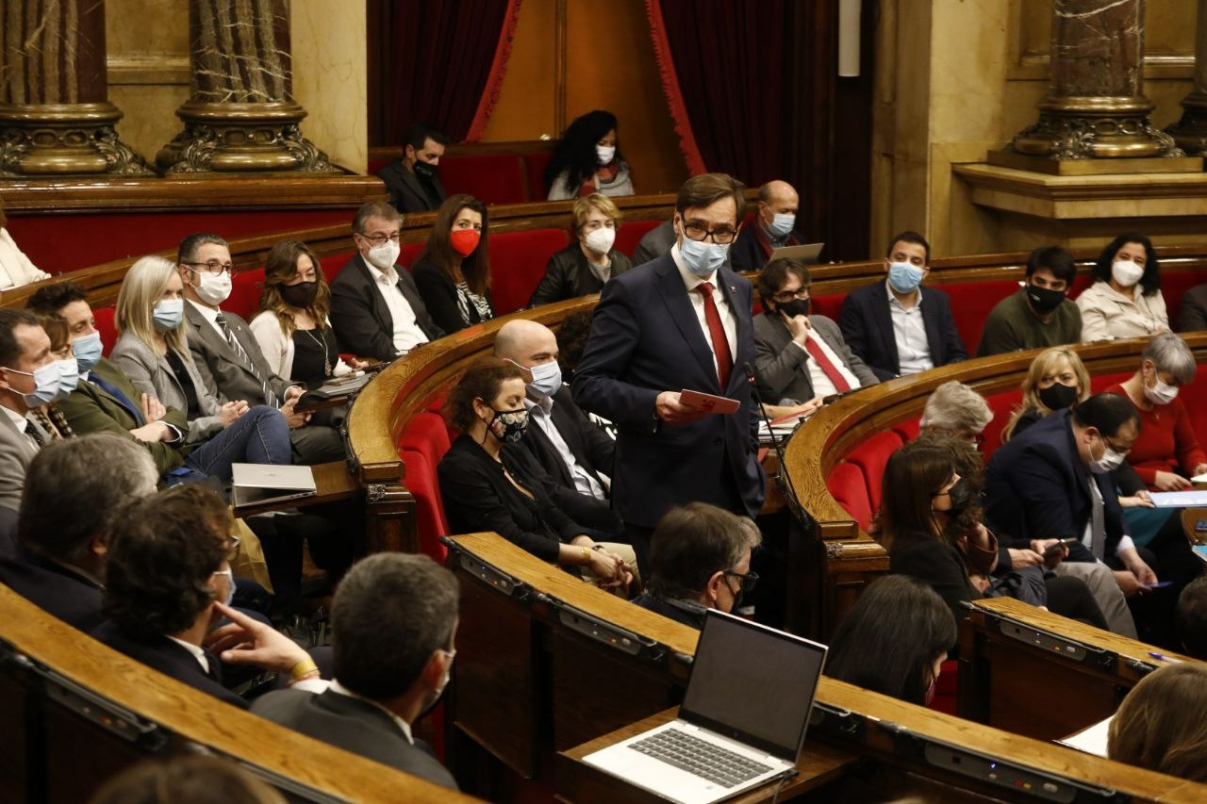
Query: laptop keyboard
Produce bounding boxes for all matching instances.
[628,729,776,788]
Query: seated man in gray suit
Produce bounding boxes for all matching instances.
[0,309,57,511]
[752,258,878,413]
[178,233,343,464]
[252,553,459,790]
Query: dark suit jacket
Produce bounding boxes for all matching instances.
[632,220,675,266]
[57,358,189,475]
[92,621,248,708]
[329,254,445,362]
[376,159,446,213]
[889,536,981,634]
[185,303,295,407]
[752,312,878,404]
[252,688,458,789]
[838,280,968,381]
[528,243,634,307]
[412,258,494,335]
[633,594,707,630]
[0,545,105,631]
[1177,283,1207,332]
[729,224,806,271]
[985,409,1126,563]
[516,387,614,495]
[572,254,765,528]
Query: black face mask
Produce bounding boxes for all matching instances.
[1026,283,1066,315]
[280,281,318,309]
[1038,382,1079,411]
[936,478,973,516]
[777,298,811,318]
[413,160,439,180]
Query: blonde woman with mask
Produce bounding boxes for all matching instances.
[110,256,292,482]
[528,193,633,307]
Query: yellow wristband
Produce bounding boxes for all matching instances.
[289,658,319,681]
[580,546,592,564]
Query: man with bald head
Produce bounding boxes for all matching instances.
[731,180,805,271]
[493,319,614,501]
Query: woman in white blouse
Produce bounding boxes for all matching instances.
[1077,233,1169,341]
[0,205,51,290]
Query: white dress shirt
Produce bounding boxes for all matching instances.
[671,244,738,380]
[3,405,38,451]
[167,635,211,673]
[886,280,933,376]
[187,298,224,336]
[368,263,429,354]
[524,395,607,500]
[1081,474,1135,558]
[329,679,414,744]
[790,330,860,398]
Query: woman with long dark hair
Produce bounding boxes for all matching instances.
[413,194,494,334]
[1078,233,1168,341]
[544,110,634,201]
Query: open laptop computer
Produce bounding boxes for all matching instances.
[583,610,827,804]
[769,242,825,265]
[231,463,317,508]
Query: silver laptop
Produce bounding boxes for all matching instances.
[584,610,827,804]
[769,242,825,265]
[231,463,317,508]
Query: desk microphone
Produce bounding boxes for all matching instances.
[743,362,804,521]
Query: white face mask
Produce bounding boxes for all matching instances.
[54,357,80,400]
[1111,260,1144,288]
[584,227,616,255]
[1088,437,1126,474]
[767,212,795,238]
[1145,376,1179,406]
[596,145,616,165]
[366,240,401,272]
[193,270,232,306]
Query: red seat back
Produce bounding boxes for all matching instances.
[929,659,959,716]
[525,152,552,202]
[826,462,873,532]
[320,252,356,284]
[488,228,571,315]
[811,292,844,321]
[399,242,426,272]
[400,449,449,563]
[94,307,118,356]
[615,219,660,259]
[980,388,1023,460]
[227,267,265,321]
[933,279,1024,357]
[1162,270,1202,329]
[845,431,905,513]
[440,154,527,206]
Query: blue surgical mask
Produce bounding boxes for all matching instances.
[54,357,79,400]
[72,332,104,373]
[768,212,795,238]
[680,236,729,278]
[5,362,62,408]
[526,361,562,399]
[887,261,925,294]
[152,299,184,332]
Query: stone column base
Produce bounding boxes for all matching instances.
[0,103,152,177]
[1166,91,1207,156]
[1007,96,1184,160]
[156,100,335,174]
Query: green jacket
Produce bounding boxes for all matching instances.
[57,358,190,475]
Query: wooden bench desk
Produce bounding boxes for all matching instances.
[960,597,1197,742]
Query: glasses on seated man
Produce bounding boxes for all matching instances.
[183,260,236,276]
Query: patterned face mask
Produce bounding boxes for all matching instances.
[487,407,530,444]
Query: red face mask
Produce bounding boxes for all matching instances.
[450,229,481,257]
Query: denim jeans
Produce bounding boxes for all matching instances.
[186,405,291,482]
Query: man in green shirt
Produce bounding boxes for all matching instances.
[977,246,1082,356]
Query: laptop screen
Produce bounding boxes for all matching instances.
[680,611,827,760]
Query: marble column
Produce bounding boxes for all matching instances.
[0,0,150,176]
[156,0,332,173]
[1009,0,1181,160]
[1165,0,1207,155]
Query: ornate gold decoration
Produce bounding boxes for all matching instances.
[1167,93,1207,156]
[1008,97,1183,161]
[0,103,152,177]
[156,101,334,174]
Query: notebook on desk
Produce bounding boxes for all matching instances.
[583,610,827,804]
[231,464,317,508]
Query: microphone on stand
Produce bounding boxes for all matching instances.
[744,361,804,521]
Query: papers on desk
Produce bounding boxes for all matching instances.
[1057,715,1112,758]
[758,413,808,445]
[1148,490,1207,508]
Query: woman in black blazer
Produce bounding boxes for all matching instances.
[437,357,631,588]
[528,193,633,307]
[413,194,494,334]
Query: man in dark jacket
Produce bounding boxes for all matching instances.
[730,180,807,271]
[376,124,448,213]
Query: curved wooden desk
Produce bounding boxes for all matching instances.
[0,584,480,802]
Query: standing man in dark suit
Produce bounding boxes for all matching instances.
[177,233,342,464]
[730,180,807,271]
[573,173,765,575]
[838,231,968,381]
[493,319,614,500]
[329,202,445,363]
[253,553,460,790]
[376,124,449,214]
[753,258,878,408]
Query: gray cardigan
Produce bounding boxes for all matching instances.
[109,332,224,445]
[752,312,879,404]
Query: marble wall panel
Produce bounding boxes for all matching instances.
[291,0,366,172]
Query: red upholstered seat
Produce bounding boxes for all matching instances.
[367,156,392,175]
[810,293,844,321]
[440,153,527,206]
[615,219,660,259]
[94,307,117,356]
[1090,371,1134,393]
[826,462,873,532]
[525,152,552,202]
[1162,270,1202,328]
[845,431,904,512]
[399,242,425,271]
[892,419,921,444]
[320,252,356,283]
[227,267,265,321]
[934,278,1026,356]
[980,388,1023,461]
[400,449,449,563]
[488,228,571,315]
[929,659,959,716]
[398,411,452,471]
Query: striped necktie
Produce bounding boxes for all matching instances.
[214,313,277,407]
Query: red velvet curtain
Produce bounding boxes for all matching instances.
[647,0,789,186]
[388,0,520,144]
